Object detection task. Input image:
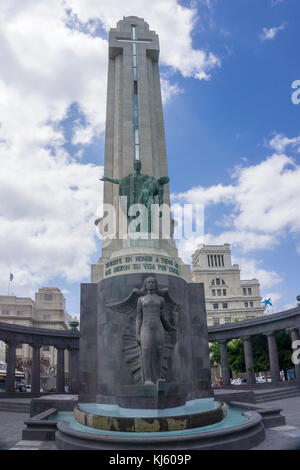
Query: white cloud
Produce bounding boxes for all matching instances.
[268,133,300,153]
[260,23,286,41]
[283,302,297,310]
[263,292,282,304]
[0,146,103,297]
[66,0,220,80]
[0,1,107,296]
[233,258,283,289]
[173,137,300,255]
[161,78,183,103]
[271,0,285,6]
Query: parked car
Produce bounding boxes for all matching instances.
[256,376,266,383]
[231,378,241,385]
[15,382,26,392]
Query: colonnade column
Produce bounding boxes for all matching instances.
[243,336,256,384]
[290,328,300,381]
[265,332,280,383]
[5,341,17,392]
[219,340,230,386]
[56,347,65,393]
[68,347,79,394]
[31,344,41,393]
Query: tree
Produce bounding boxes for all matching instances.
[16,356,54,384]
[276,330,293,370]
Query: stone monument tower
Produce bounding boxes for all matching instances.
[91,16,191,283]
[79,16,211,409]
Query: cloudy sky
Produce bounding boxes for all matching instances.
[0,0,299,317]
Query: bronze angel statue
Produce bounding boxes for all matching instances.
[106,276,180,385]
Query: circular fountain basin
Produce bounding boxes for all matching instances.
[73,398,226,432]
[54,404,265,450]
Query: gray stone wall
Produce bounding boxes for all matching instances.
[79,273,212,405]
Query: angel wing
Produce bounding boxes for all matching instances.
[106,288,144,384]
[158,288,182,328]
[106,288,143,319]
[158,289,182,381]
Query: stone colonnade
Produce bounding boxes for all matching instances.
[0,323,80,394]
[216,327,300,385]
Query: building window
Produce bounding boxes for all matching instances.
[223,303,228,309]
[223,289,227,296]
[207,255,210,267]
[44,294,53,301]
[248,288,252,295]
[17,311,24,316]
[222,279,225,285]
[2,310,9,315]
[211,279,214,285]
[216,278,220,285]
[213,303,219,309]
[213,318,220,326]
[221,255,224,267]
[245,302,248,308]
[131,25,136,39]
[43,345,50,351]
[43,314,51,320]
[250,301,253,307]
[217,289,221,296]
[243,288,247,295]
[224,317,231,323]
[212,289,216,296]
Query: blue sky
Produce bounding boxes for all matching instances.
[0,0,299,318]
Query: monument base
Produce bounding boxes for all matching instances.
[79,272,212,407]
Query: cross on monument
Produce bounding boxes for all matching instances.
[116,25,153,162]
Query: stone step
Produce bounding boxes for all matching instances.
[256,390,300,399]
[0,401,30,413]
[256,387,300,398]
[255,389,300,403]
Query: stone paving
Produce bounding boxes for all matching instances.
[253,396,300,450]
[0,411,29,450]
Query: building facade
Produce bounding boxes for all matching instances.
[0,287,72,377]
[192,244,265,327]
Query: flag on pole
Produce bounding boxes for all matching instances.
[9,273,14,281]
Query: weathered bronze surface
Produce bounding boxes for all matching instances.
[106,276,179,385]
[101,160,169,231]
[136,277,176,385]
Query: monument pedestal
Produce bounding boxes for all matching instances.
[79,273,212,407]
